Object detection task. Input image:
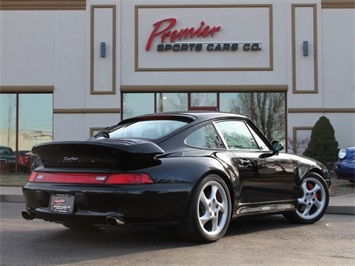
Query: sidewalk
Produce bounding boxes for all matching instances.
[1,186,354,215]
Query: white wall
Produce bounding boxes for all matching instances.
[0,12,55,85]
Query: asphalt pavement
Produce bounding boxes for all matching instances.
[1,186,354,215]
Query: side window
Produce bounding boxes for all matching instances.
[186,124,224,149]
[215,120,259,150]
[246,124,270,151]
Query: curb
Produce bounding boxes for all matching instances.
[0,194,25,203]
[326,206,355,215]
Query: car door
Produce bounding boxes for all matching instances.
[214,119,295,204]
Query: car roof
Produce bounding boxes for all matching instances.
[0,146,12,149]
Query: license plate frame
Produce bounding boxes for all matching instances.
[50,194,75,214]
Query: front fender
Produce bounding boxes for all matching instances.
[290,155,331,187]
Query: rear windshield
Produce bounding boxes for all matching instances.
[103,120,189,140]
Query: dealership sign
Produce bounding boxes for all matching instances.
[136,6,272,71]
[146,18,262,53]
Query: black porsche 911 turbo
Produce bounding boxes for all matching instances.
[22,112,331,243]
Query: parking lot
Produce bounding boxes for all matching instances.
[1,202,355,265]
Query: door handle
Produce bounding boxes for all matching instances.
[239,159,251,166]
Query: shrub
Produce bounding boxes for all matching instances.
[303,116,339,166]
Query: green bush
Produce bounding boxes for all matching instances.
[303,116,339,166]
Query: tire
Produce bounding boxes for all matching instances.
[62,223,98,231]
[284,172,329,224]
[178,174,231,243]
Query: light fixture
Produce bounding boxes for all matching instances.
[100,42,106,58]
[303,41,309,56]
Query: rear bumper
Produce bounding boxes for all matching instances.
[22,182,193,226]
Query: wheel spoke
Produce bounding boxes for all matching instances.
[310,183,321,194]
[210,216,219,231]
[210,185,218,201]
[199,211,212,226]
[302,204,312,216]
[200,192,210,211]
[218,201,226,214]
[298,195,306,205]
[313,199,322,209]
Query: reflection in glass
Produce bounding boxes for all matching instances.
[0,93,53,174]
[0,94,16,150]
[19,94,53,151]
[122,93,154,119]
[191,93,217,107]
[122,92,286,144]
[252,92,285,142]
[186,124,223,149]
[219,93,251,116]
[156,93,188,112]
[216,120,258,150]
[220,92,286,143]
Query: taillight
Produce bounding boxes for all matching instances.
[28,172,38,182]
[18,155,29,165]
[18,156,24,165]
[28,172,153,185]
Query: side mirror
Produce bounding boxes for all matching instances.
[272,140,284,153]
[259,140,284,158]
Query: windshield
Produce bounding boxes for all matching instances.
[95,120,189,140]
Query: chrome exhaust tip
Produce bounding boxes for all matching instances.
[21,210,34,220]
[106,216,125,227]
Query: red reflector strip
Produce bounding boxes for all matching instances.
[105,173,153,184]
[33,173,108,184]
[29,172,153,185]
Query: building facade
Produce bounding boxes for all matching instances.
[0,0,354,155]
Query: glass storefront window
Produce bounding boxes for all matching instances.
[220,92,286,143]
[122,91,286,144]
[190,93,217,108]
[252,92,285,142]
[19,94,53,151]
[219,93,251,116]
[122,93,154,119]
[156,93,188,112]
[0,93,53,174]
[0,94,16,149]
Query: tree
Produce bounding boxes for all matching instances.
[228,92,285,142]
[287,136,310,155]
[303,116,339,166]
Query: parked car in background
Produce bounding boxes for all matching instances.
[334,147,355,183]
[22,112,331,243]
[0,147,42,174]
[17,150,42,173]
[0,146,16,173]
